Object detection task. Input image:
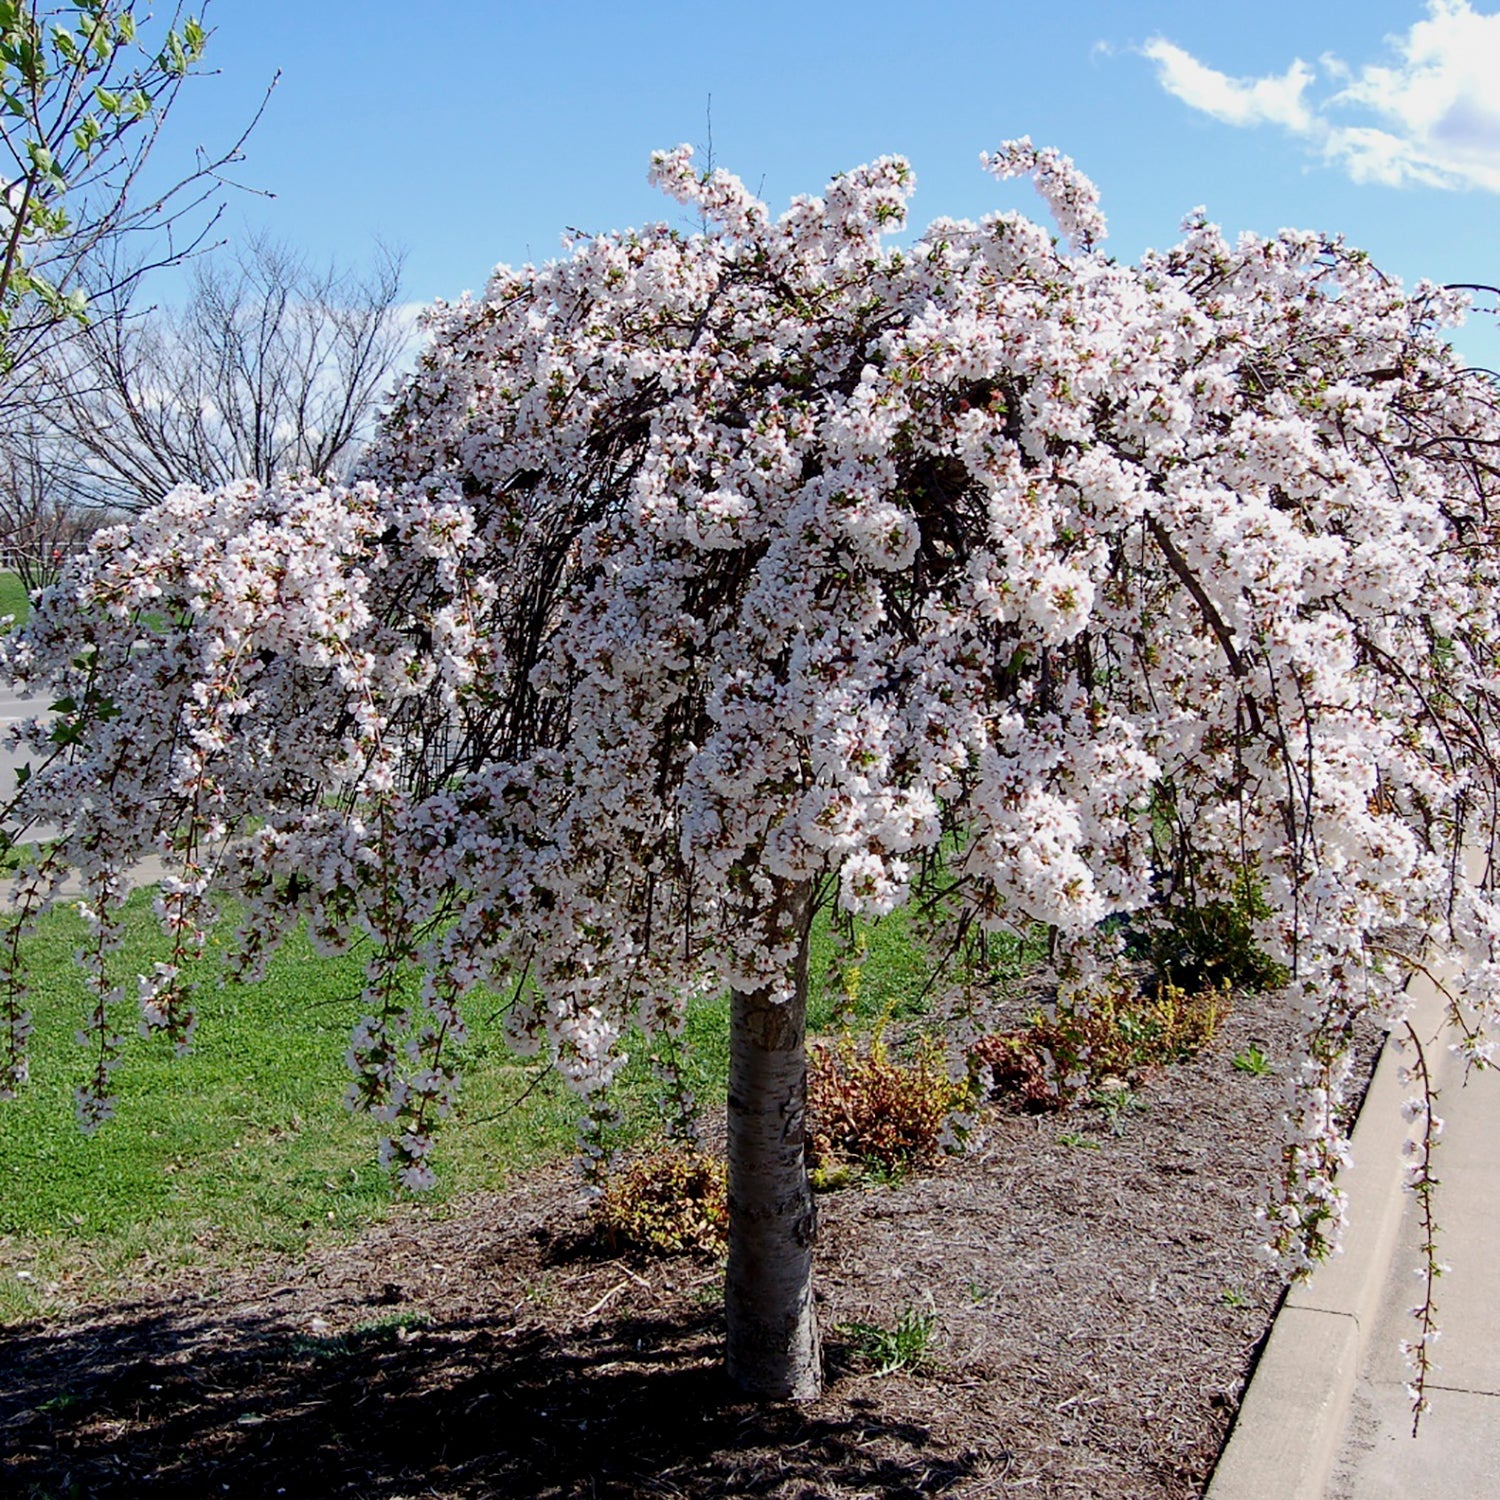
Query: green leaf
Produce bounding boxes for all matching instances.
[94,85,119,114]
[158,30,187,76]
[15,38,42,91]
[71,114,101,155]
[90,24,113,63]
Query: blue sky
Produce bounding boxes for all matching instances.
[158,0,1500,367]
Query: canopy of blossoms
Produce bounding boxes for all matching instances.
[4,140,1498,1283]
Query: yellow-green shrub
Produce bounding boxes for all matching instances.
[593,1147,728,1256]
[969,980,1229,1107]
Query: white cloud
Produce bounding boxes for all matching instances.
[1143,2,1500,192]
[1141,40,1316,132]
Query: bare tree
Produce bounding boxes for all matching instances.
[0,417,114,591]
[37,235,412,510]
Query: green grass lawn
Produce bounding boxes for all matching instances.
[0,571,30,629]
[0,884,1034,1321]
[0,893,587,1318]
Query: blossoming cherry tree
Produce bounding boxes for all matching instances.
[5,141,1498,1401]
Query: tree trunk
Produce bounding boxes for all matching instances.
[725,878,822,1401]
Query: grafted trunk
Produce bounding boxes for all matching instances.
[724,879,822,1401]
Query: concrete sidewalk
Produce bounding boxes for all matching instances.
[1325,1048,1500,1498]
[1207,973,1500,1499]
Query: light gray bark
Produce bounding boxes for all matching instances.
[724,879,822,1401]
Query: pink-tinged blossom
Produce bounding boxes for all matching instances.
[981,137,1107,251]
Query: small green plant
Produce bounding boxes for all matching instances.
[521,1274,556,1308]
[593,1147,728,1257]
[824,925,871,1028]
[290,1310,429,1360]
[807,1020,962,1177]
[691,1274,725,1307]
[1221,1286,1251,1308]
[1092,1079,1149,1136]
[0,838,50,875]
[351,1310,431,1341]
[1233,1043,1271,1076]
[1056,1130,1100,1150]
[836,1304,938,1374]
[808,1160,858,1192]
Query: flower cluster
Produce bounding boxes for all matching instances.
[2,146,1498,1297]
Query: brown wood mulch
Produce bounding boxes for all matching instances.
[0,991,1383,1499]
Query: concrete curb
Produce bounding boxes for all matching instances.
[1205,970,1452,1500]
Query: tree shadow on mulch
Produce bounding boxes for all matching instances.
[0,1295,984,1498]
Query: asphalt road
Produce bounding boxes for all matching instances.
[0,682,170,891]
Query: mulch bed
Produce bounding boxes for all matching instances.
[0,991,1382,1499]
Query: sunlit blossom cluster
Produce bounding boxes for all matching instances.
[2,145,1498,1279]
